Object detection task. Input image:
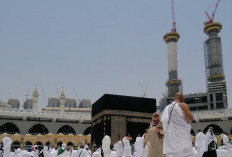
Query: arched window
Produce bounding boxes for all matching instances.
[45,141,52,147]
[67,142,73,147]
[83,126,91,135]
[57,141,63,147]
[35,141,43,150]
[25,141,32,149]
[57,125,76,135]
[28,124,49,135]
[0,122,20,134]
[12,141,20,150]
[203,124,223,135]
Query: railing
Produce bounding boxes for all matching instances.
[192,108,232,122]
[0,109,91,122]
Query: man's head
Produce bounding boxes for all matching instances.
[208,127,213,133]
[223,131,228,136]
[174,92,184,103]
[152,112,160,121]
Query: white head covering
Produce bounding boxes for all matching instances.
[43,146,48,151]
[2,136,12,157]
[15,148,21,154]
[110,150,117,157]
[102,136,111,150]
[84,144,88,149]
[102,135,111,157]
[62,143,66,149]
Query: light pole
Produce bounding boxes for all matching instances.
[194,97,200,129]
[194,97,199,115]
[223,94,227,108]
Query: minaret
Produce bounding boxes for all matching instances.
[32,84,39,111]
[163,0,181,97]
[204,22,227,109]
[163,32,181,97]
[59,88,66,112]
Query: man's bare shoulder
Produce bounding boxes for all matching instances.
[178,103,189,110]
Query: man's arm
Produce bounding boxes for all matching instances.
[179,103,193,123]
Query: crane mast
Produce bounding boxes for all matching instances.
[205,0,221,25]
[212,0,221,21]
[171,0,176,32]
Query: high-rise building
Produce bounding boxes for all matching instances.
[204,22,227,109]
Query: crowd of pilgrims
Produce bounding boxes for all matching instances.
[0,129,232,157]
[0,133,146,157]
[1,93,232,157]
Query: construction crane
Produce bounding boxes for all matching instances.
[138,82,148,98]
[171,0,176,32]
[205,0,221,25]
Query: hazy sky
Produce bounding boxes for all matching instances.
[0,0,231,110]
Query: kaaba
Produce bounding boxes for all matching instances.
[91,94,156,146]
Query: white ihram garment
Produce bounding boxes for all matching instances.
[18,150,32,157]
[123,137,132,157]
[110,151,117,157]
[201,130,217,154]
[2,137,12,157]
[117,141,124,157]
[141,134,148,157]
[9,152,18,157]
[49,148,57,157]
[102,135,111,157]
[161,102,193,157]
[92,151,101,157]
[222,134,229,145]
[74,148,89,157]
[135,137,143,157]
[195,132,205,157]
